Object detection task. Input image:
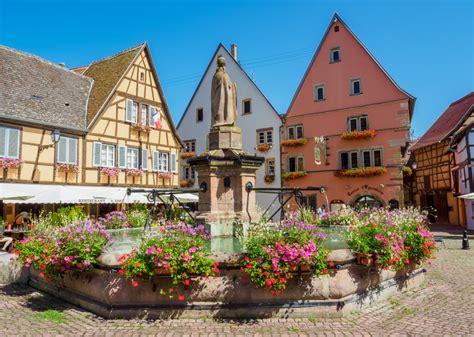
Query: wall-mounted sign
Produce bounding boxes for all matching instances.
[314,136,327,165]
[347,184,384,196]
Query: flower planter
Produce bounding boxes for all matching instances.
[356,253,374,266]
[157,172,174,179]
[341,130,376,140]
[100,167,122,177]
[131,124,151,133]
[282,171,306,181]
[334,167,386,178]
[180,180,194,188]
[180,152,195,159]
[281,138,307,147]
[256,144,271,153]
[127,169,144,177]
[0,158,23,169]
[56,163,79,174]
[264,175,275,184]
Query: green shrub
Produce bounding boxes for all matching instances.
[45,207,87,227]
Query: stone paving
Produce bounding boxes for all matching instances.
[0,230,473,336]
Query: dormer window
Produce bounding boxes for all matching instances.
[314,85,325,101]
[334,25,340,32]
[351,79,362,95]
[330,48,340,63]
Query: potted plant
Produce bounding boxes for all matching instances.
[56,163,79,174]
[0,158,23,169]
[264,175,275,184]
[100,167,122,177]
[180,152,195,159]
[281,171,307,181]
[179,180,194,188]
[256,143,271,153]
[341,130,376,140]
[335,167,386,178]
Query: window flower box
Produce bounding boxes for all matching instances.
[131,124,151,133]
[127,169,144,177]
[0,158,23,169]
[281,171,307,181]
[158,171,174,179]
[264,175,275,184]
[402,166,413,177]
[180,152,195,159]
[281,138,307,147]
[335,167,386,178]
[179,180,194,188]
[341,129,376,140]
[56,163,79,174]
[100,167,122,177]
[256,143,271,153]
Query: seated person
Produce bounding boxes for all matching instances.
[0,235,13,252]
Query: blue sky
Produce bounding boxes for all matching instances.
[1,0,472,137]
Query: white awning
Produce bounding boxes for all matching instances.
[0,183,198,204]
[459,193,474,200]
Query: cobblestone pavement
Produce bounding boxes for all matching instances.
[1,232,473,336]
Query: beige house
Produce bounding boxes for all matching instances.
[0,43,182,223]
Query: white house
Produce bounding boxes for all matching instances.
[176,44,282,219]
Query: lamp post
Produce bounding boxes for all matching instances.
[39,129,61,152]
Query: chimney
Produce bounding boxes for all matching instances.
[231,44,237,61]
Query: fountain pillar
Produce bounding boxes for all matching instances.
[188,55,264,237]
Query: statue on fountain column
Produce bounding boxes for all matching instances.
[211,55,237,128]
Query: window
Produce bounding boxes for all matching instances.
[340,152,349,169]
[347,115,369,131]
[141,105,148,126]
[140,72,145,81]
[362,150,371,168]
[126,147,139,169]
[339,149,383,169]
[350,152,358,169]
[141,149,148,170]
[314,85,325,101]
[0,126,20,159]
[360,116,368,131]
[57,136,77,165]
[149,106,161,128]
[266,158,275,176]
[373,150,382,167]
[196,108,203,122]
[302,195,317,211]
[351,79,362,95]
[288,156,304,172]
[330,48,340,63]
[242,99,252,114]
[161,152,169,172]
[334,25,340,32]
[257,129,273,145]
[287,125,304,140]
[126,99,138,123]
[93,142,115,167]
[183,165,195,180]
[184,140,196,152]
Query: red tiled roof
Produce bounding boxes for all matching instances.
[411,92,474,151]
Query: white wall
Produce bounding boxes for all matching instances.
[177,45,282,219]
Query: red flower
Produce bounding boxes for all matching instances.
[329,261,335,267]
[279,277,286,283]
[263,271,270,276]
[322,269,329,274]
[131,281,139,287]
[265,279,273,288]
[183,279,190,286]
[244,256,250,262]
[178,295,185,301]
[246,263,252,269]
[39,272,44,278]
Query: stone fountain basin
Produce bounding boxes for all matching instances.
[28,247,425,319]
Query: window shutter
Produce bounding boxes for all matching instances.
[152,151,158,171]
[149,106,155,127]
[58,137,67,163]
[170,153,177,172]
[0,127,5,157]
[141,149,148,170]
[8,128,20,158]
[69,138,78,165]
[93,142,102,167]
[118,145,127,168]
[126,99,133,122]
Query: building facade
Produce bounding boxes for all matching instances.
[0,43,182,223]
[282,14,415,210]
[411,92,473,227]
[177,44,282,217]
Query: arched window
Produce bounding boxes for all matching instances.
[389,199,400,210]
[352,195,382,209]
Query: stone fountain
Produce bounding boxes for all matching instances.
[188,55,264,237]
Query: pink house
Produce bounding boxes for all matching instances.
[282,14,415,210]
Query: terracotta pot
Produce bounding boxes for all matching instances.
[356,253,374,266]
